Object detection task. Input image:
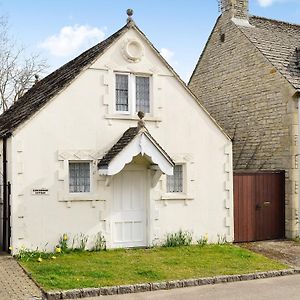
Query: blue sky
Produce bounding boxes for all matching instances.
[1,0,300,82]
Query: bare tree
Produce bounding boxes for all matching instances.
[0,16,48,111]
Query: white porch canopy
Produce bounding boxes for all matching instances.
[98,128,174,176]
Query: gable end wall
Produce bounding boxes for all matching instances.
[189,15,299,238]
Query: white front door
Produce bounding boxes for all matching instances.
[111,169,147,248]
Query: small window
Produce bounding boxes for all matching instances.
[69,162,90,193]
[136,76,150,113]
[167,165,183,193]
[116,74,129,112]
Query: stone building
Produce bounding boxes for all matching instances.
[189,0,300,240]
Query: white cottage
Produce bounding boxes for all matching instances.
[0,12,233,253]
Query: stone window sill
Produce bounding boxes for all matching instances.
[160,193,194,201]
[105,114,162,122]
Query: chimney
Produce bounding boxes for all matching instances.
[220,0,249,20]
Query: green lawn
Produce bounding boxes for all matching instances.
[20,245,287,291]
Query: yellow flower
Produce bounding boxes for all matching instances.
[63,234,68,241]
[37,257,43,262]
[51,256,57,260]
[55,247,62,253]
[8,246,12,251]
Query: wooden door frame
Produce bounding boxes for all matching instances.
[110,164,149,248]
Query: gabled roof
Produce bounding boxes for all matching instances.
[98,126,174,176]
[0,18,230,140]
[0,23,129,138]
[236,16,300,91]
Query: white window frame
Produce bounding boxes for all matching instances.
[114,72,152,115]
[68,161,92,194]
[166,164,185,194]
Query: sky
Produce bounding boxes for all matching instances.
[1,0,300,82]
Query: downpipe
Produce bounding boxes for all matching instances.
[298,97,300,237]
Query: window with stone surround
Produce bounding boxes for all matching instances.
[115,73,150,114]
[69,162,91,193]
[166,164,183,193]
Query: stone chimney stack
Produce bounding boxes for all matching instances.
[221,0,249,20]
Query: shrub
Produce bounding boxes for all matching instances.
[92,232,106,251]
[162,230,192,247]
[197,234,208,247]
[71,233,89,251]
[217,234,227,245]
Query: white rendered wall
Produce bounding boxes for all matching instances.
[8,27,233,253]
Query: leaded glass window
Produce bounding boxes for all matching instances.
[167,165,183,193]
[69,162,90,193]
[116,74,129,112]
[136,76,150,113]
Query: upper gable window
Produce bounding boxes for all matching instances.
[116,74,129,112]
[115,73,150,114]
[136,76,150,113]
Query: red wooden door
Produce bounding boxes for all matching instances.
[234,172,285,242]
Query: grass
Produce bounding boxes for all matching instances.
[19,244,287,291]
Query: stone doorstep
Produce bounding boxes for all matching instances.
[43,268,300,300]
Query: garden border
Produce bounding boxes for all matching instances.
[42,268,300,299]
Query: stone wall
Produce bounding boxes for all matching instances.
[189,14,299,238]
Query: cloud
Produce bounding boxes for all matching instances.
[40,25,105,57]
[257,0,274,6]
[160,48,178,67]
[160,48,174,62]
[257,0,300,7]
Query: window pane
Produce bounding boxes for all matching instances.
[116,74,129,111]
[167,165,183,193]
[69,162,90,193]
[136,76,150,113]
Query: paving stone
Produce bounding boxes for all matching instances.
[0,252,42,300]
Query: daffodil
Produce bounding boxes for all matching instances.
[51,256,57,259]
[37,257,43,262]
[55,247,62,253]
[63,234,68,241]
[8,246,12,251]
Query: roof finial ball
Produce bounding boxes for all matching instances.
[126,8,134,23]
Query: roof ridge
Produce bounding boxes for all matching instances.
[0,22,130,137]
[250,15,300,29]
[236,15,300,92]
[17,22,130,100]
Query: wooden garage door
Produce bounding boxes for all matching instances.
[234,172,285,242]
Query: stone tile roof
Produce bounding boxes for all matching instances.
[0,19,231,141]
[98,127,139,168]
[98,126,174,169]
[237,16,300,91]
[0,23,130,138]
